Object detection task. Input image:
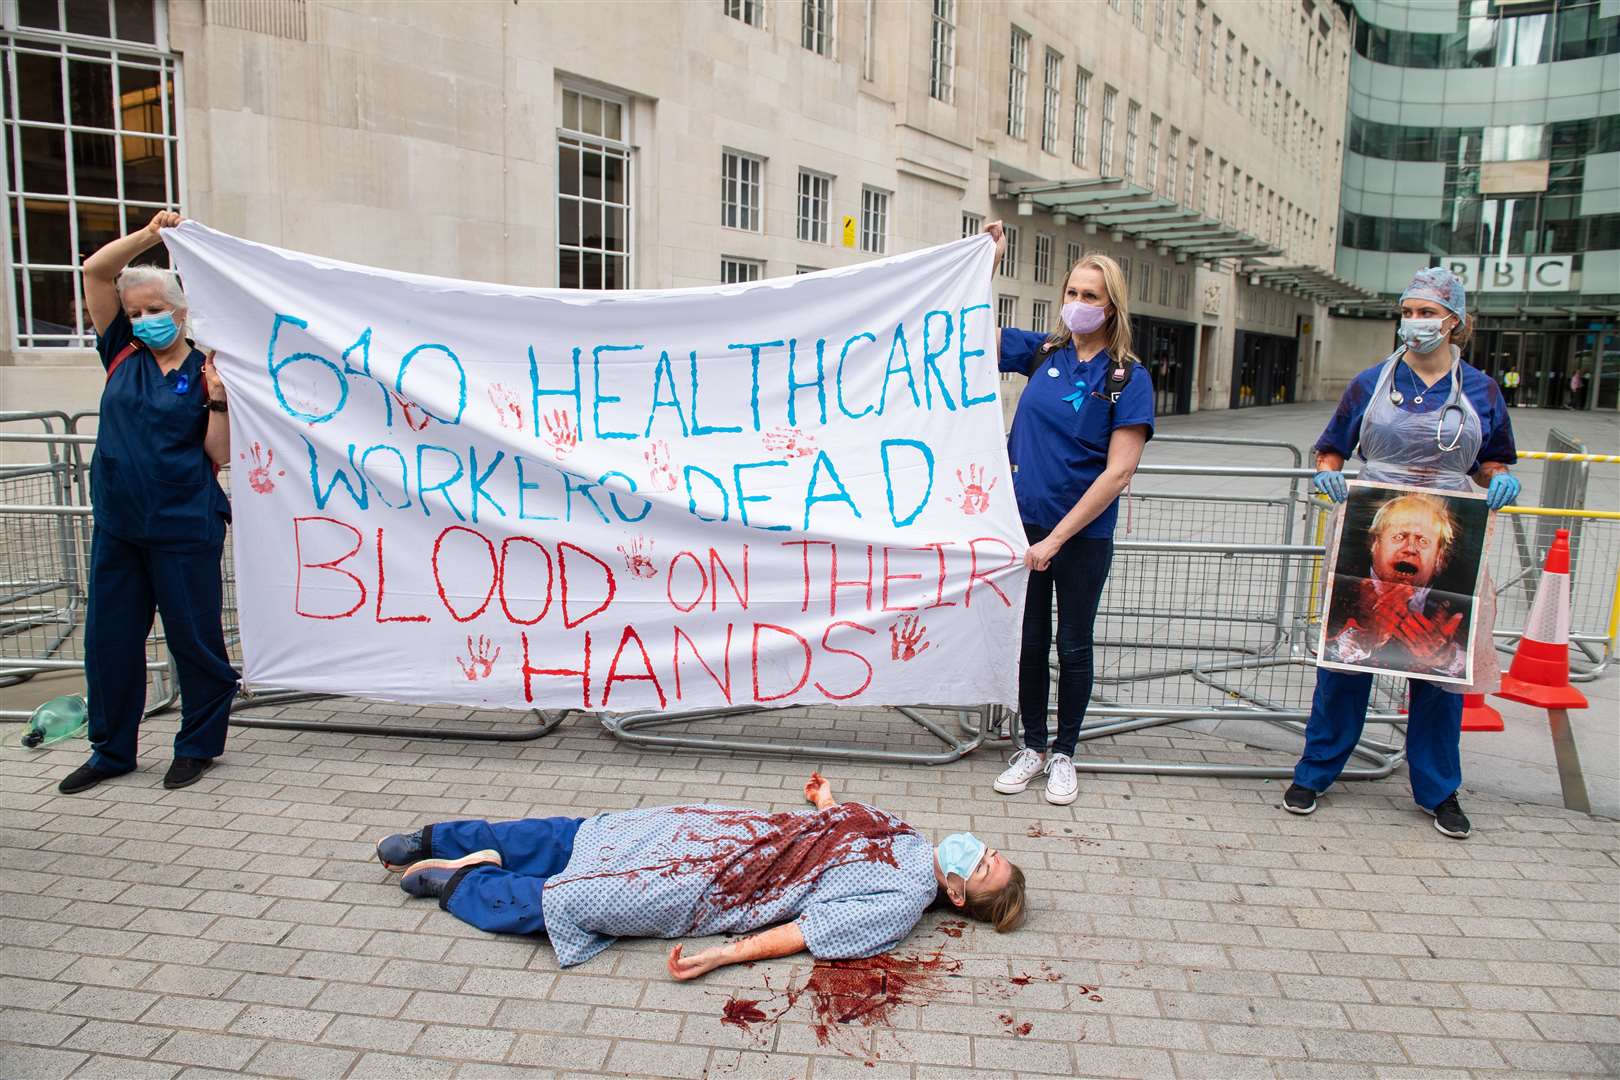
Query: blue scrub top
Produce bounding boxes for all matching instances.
[1000,328,1156,537]
[92,310,231,549]
[1315,357,1517,471]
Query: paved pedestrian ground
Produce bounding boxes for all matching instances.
[2,698,1616,1080]
[2,402,1616,1079]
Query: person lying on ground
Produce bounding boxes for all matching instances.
[376,771,1026,979]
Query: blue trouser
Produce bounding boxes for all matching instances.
[84,528,238,773]
[1018,526,1113,758]
[427,817,583,935]
[1294,667,1463,811]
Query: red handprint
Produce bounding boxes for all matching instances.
[238,442,285,495]
[617,537,657,579]
[487,383,524,430]
[543,410,578,458]
[456,635,501,681]
[644,439,677,492]
[1394,604,1465,665]
[763,426,817,459]
[889,615,931,661]
[389,390,432,431]
[951,464,997,515]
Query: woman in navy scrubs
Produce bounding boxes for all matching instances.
[984,224,1155,805]
[58,211,238,795]
[1288,266,1518,839]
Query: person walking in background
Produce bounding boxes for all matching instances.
[56,212,238,795]
[1567,368,1585,409]
[1295,266,1518,839]
[1502,365,1520,406]
[981,223,1154,807]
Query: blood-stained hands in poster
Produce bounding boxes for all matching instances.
[168,225,1026,711]
[1318,480,1490,684]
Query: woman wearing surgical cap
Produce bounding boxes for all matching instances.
[1286,265,1518,839]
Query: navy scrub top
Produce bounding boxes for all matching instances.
[1315,357,1517,471]
[92,309,231,550]
[1000,328,1156,538]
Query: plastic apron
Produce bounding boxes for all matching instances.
[1347,347,1499,694]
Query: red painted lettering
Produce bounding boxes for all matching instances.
[521,629,592,708]
[375,528,429,623]
[815,620,876,700]
[602,625,667,709]
[880,546,921,612]
[917,541,958,609]
[559,542,617,628]
[666,550,707,613]
[497,536,553,626]
[673,623,734,702]
[432,525,497,622]
[829,544,874,616]
[779,539,828,613]
[966,537,1017,608]
[751,622,811,702]
[708,546,749,612]
[293,516,365,620]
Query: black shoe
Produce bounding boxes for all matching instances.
[58,762,130,795]
[1282,783,1318,815]
[376,830,427,872]
[1426,793,1471,839]
[162,757,214,790]
[400,851,501,899]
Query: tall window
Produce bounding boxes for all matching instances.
[1123,100,1140,181]
[929,0,956,103]
[1065,240,1081,268]
[1072,67,1092,167]
[1033,234,1053,285]
[1203,149,1214,217]
[3,3,180,347]
[859,185,888,254]
[961,212,983,238]
[1166,128,1179,201]
[722,150,763,231]
[996,294,1017,329]
[1184,137,1198,209]
[724,0,765,27]
[1145,113,1160,189]
[1153,0,1167,45]
[721,257,763,283]
[999,225,1019,277]
[1260,72,1271,135]
[1099,86,1118,175]
[1250,58,1261,119]
[559,88,632,289]
[1192,2,1205,75]
[1173,0,1186,58]
[1040,49,1061,154]
[1006,27,1029,139]
[802,0,834,55]
[1137,263,1152,303]
[1030,299,1051,330]
[1223,31,1235,100]
[1208,16,1222,89]
[1236,46,1248,112]
[1216,158,1228,223]
[1132,0,1144,30]
[796,169,831,243]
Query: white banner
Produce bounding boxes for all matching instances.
[166,224,1026,712]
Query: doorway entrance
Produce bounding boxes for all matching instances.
[1229,330,1299,409]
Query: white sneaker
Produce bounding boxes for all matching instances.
[993,748,1046,794]
[1043,753,1078,805]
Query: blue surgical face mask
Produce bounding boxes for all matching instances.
[935,832,986,881]
[1398,317,1448,355]
[130,311,180,350]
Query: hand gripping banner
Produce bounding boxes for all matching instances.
[166,224,1027,712]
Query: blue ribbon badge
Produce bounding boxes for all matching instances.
[1061,379,1088,412]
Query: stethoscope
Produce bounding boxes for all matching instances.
[1388,356,1466,453]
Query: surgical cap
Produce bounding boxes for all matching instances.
[1400,266,1466,319]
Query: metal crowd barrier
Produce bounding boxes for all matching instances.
[2,416,1614,772]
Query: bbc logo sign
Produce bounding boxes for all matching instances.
[1442,256,1572,293]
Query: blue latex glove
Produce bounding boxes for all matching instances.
[1486,472,1520,510]
[1314,470,1348,503]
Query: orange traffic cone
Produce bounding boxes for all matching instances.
[1461,693,1503,732]
[1495,529,1589,711]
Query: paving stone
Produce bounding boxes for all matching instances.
[151,1031,263,1071]
[241,1041,356,1080]
[62,1019,174,1058]
[68,1055,183,1079]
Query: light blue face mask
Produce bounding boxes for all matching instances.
[935,832,986,881]
[1398,317,1449,355]
[131,311,180,350]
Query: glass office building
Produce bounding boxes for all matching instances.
[1337,0,1618,410]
